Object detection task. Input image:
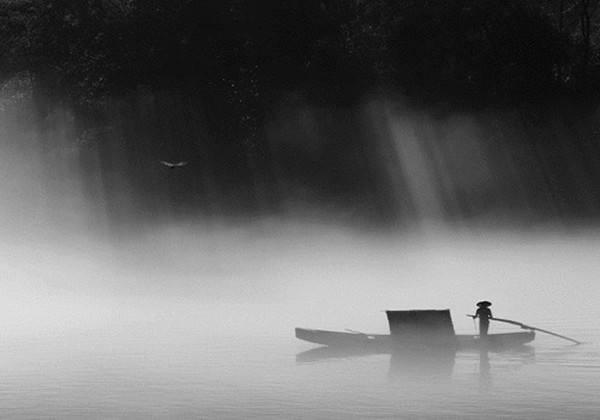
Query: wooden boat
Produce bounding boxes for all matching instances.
[295,327,535,351]
[296,309,535,352]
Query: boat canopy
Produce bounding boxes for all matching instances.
[385,309,456,346]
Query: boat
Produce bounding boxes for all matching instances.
[295,309,535,352]
[295,327,535,351]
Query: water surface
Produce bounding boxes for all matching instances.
[2,227,599,419]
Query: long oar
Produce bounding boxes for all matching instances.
[491,317,581,345]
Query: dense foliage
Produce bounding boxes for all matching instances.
[2,0,599,106]
[2,1,600,225]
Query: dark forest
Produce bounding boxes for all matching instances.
[2,0,600,230]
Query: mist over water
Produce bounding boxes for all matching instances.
[2,220,600,418]
[3,219,600,337]
[2,87,600,418]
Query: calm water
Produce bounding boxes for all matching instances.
[1,321,599,419]
[2,228,600,418]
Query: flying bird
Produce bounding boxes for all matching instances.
[160,160,188,169]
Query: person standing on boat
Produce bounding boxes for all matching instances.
[473,301,493,336]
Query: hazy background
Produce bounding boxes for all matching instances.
[2,85,600,339]
[2,1,600,418]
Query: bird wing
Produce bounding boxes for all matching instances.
[160,160,188,167]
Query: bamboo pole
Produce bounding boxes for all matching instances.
[491,317,581,345]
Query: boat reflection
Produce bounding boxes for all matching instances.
[296,345,386,363]
[296,344,535,386]
[388,348,456,380]
[296,345,456,380]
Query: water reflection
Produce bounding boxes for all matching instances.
[296,345,535,388]
[475,345,535,393]
[388,348,456,381]
[296,346,456,379]
[479,348,492,392]
[296,345,386,363]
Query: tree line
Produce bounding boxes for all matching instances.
[2,0,600,226]
[2,1,599,106]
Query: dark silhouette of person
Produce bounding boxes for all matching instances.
[472,301,493,337]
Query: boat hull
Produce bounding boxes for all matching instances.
[295,327,534,351]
